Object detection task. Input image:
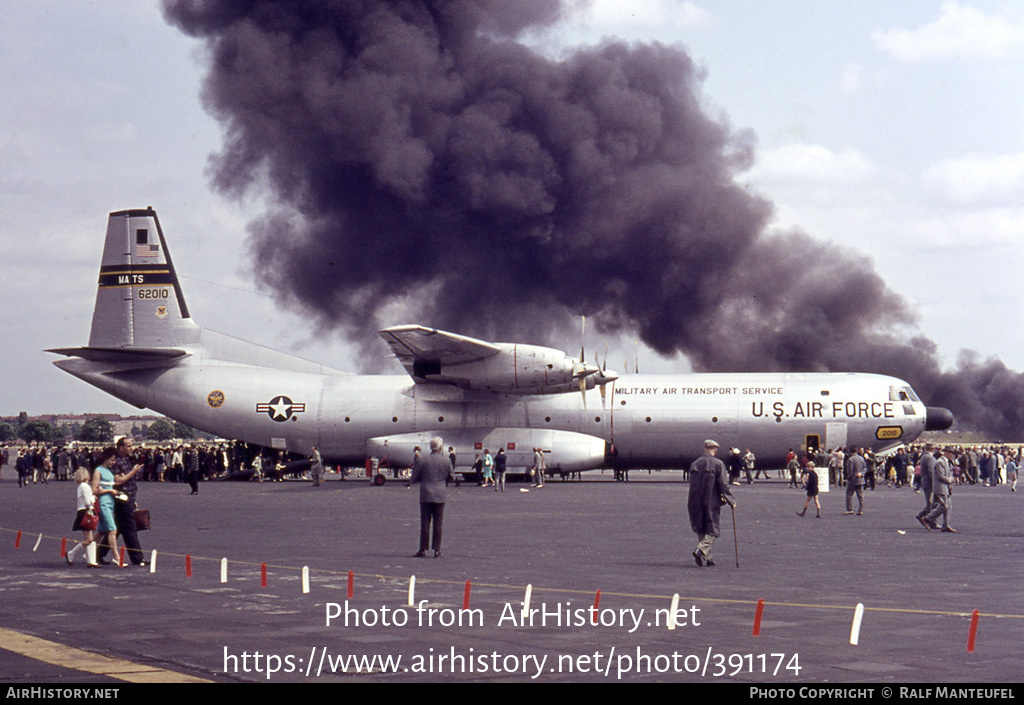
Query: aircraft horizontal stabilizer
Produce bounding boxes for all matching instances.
[46,346,190,364]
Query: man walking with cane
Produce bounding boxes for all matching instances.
[687,439,736,567]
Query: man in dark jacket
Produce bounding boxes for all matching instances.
[493,448,507,492]
[687,440,735,567]
[185,445,200,495]
[410,436,456,558]
[16,450,32,487]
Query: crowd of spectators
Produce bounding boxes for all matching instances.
[783,444,1020,491]
[0,440,342,489]
[3,440,1018,491]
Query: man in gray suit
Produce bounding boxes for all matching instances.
[410,436,456,557]
[844,447,866,515]
[921,447,956,532]
[310,446,324,487]
[915,444,937,524]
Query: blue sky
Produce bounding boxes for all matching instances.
[2,1,1022,414]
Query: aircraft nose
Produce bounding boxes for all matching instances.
[925,407,954,431]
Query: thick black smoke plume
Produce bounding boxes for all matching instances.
[164,0,1023,439]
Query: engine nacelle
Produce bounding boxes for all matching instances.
[416,343,600,394]
[380,325,618,395]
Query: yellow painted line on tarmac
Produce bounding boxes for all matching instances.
[6,526,1024,622]
[0,627,212,683]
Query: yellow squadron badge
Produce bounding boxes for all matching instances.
[207,390,226,408]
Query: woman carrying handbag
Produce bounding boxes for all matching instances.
[67,467,100,566]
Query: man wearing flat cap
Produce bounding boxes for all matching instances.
[687,440,736,567]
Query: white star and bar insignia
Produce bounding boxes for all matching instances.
[256,395,306,422]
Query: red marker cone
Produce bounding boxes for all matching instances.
[967,610,980,653]
[753,599,765,636]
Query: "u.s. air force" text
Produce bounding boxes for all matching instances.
[751,401,897,420]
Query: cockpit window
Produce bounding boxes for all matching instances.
[902,386,920,402]
[888,385,921,401]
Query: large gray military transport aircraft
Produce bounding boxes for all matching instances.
[49,208,954,475]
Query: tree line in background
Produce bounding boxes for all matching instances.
[0,412,204,444]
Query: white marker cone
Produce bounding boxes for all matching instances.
[408,575,416,606]
[33,533,42,552]
[850,603,865,645]
[522,584,533,620]
[220,558,228,584]
[302,566,310,594]
[149,550,157,573]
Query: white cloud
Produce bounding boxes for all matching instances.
[581,0,710,33]
[873,2,1024,61]
[525,0,711,52]
[923,151,1024,206]
[748,143,876,185]
[907,208,1024,248]
[749,143,1024,250]
[739,143,911,259]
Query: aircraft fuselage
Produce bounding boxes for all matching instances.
[56,345,928,469]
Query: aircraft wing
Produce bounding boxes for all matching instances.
[379,324,607,394]
[379,325,500,380]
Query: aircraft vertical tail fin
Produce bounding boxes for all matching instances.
[87,207,201,349]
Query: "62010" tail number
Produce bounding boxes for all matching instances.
[138,288,170,299]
